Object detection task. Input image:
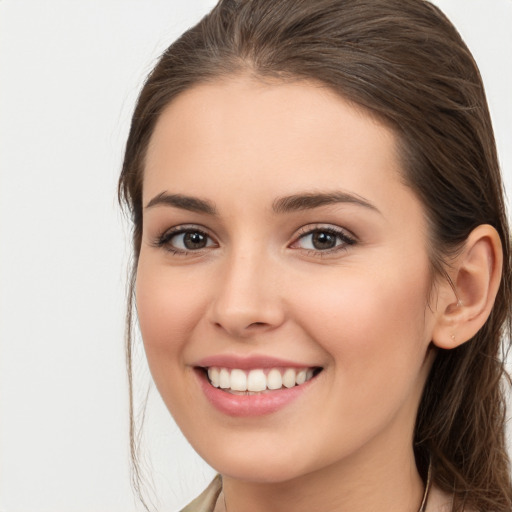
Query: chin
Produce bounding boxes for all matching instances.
[196,441,322,484]
[215,460,306,484]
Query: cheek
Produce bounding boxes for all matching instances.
[134,257,215,426]
[291,260,431,383]
[286,263,433,450]
[135,258,206,367]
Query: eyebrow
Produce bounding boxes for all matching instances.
[145,190,380,216]
[272,191,380,214]
[145,192,217,215]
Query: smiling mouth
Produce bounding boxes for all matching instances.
[201,366,323,395]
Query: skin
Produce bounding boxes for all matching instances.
[136,76,450,512]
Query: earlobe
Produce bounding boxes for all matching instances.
[432,224,503,350]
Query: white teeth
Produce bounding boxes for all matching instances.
[206,366,318,392]
[219,368,230,389]
[247,369,267,392]
[208,367,220,388]
[296,369,307,385]
[267,368,283,390]
[230,369,247,391]
[282,368,296,388]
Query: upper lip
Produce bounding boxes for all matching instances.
[193,354,320,370]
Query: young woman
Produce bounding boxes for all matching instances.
[119,1,512,510]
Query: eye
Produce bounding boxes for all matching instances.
[155,226,216,254]
[291,226,356,253]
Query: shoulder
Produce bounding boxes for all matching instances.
[180,475,223,512]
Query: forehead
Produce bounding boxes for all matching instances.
[142,76,412,217]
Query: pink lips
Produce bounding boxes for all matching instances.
[193,355,320,417]
[194,354,313,370]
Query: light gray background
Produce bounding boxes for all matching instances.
[0,1,511,511]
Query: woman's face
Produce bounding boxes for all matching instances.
[137,77,439,483]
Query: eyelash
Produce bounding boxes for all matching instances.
[292,225,357,256]
[153,225,216,256]
[153,224,357,257]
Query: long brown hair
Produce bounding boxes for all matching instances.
[119,1,512,510]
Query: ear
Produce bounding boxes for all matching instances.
[431,224,503,350]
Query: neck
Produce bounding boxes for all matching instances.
[222,444,424,512]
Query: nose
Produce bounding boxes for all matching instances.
[207,248,285,338]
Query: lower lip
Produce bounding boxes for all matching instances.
[196,369,315,417]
